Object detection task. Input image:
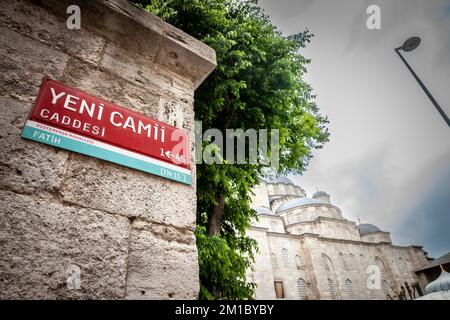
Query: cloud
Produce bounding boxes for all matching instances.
[259,0,450,257]
[391,162,450,258]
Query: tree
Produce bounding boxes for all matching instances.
[135,0,329,299]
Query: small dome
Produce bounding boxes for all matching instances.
[276,197,323,213]
[313,190,329,198]
[425,270,450,294]
[252,206,273,215]
[264,176,293,185]
[357,223,382,235]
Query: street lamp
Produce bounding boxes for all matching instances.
[395,37,450,127]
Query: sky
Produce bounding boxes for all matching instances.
[258,0,450,258]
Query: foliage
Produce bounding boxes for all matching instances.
[135,0,329,299]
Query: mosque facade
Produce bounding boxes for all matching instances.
[247,177,431,300]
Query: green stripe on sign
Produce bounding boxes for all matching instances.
[22,125,192,185]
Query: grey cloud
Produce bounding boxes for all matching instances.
[259,0,450,257]
[391,163,450,258]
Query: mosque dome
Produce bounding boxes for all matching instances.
[425,269,450,295]
[276,197,323,213]
[312,190,331,204]
[252,206,273,215]
[313,190,328,198]
[264,176,293,185]
[357,223,382,235]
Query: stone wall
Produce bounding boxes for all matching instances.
[0,0,216,299]
[250,228,427,300]
[247,181,429,300]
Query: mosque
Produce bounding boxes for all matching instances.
[246,177,438,300]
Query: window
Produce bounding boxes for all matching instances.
[374,256,384,271]
[288,185,296,194]
[405,258,411,272]
[399,257,410,273]
[345,279,355,299]
[295,255,303,269]
[274,281,285,299]
[327,278,337,300]
[349,253,356,270]
[281,249,290,268]
[297,278,308,300]
[414,283,424,297]
[382,280,390,296]
[339,253,346,270]
[321,253,332,272]
[270,253,277,268]
[270,221,277,232]
[398,257,405,272]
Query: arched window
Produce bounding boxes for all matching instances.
[405,258,411,272]
[274,281,284,299]
[288,185,296,195]
[327,278,337,300]
[295,255,303,269]
[321,253,332,272]
[281,249,290,268]
[382,280,390,296]
[349,253,356,270]
[297,278,308,300]
[345,279,355,299]
[270,253,277,268]
[270,221,277,232]
[398,257,406,273]
[339,253,346,270]
[374,256,384,271]
[277,184,286,194]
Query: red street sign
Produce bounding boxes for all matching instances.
[22,77,191,184]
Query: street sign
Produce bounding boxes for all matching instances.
[22,77,192,185]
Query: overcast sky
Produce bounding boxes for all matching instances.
[258,0,450,258]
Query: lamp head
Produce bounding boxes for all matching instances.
[402,36,421,52]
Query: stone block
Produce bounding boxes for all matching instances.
[0,0,105,65]
[62,57,169,120]
[35,0,216,87]
[0,26,69,101]
[125,219,198,299]
[0,96,69,196]
[59,153,196,230]
[0,190,130,299]
[100,43,194,104]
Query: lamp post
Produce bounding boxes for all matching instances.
[395,37,450,127]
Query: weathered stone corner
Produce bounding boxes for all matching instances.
[37,0,217,89]
[0,0,216,299]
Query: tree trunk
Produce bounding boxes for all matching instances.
[207,193,225,235]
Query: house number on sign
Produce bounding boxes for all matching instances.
[160,148,186,163]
